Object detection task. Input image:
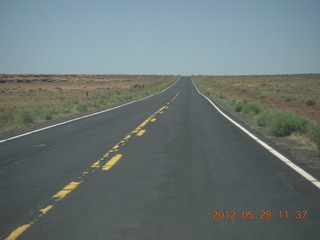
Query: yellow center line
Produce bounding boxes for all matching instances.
[5,90,182,240]
[102,154,123,170]
[5,224,32,240]
[39,205,53,215]
[137,129,146,136]
[156,106,166,114]
[91,160,101,168]
[52,181,81,200]
[113,144,120,150]
[124,134,131,140]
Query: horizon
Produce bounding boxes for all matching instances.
[1,73,320,76]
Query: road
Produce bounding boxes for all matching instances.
[1,76,320,239]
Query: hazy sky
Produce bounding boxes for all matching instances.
[1,0,319,75]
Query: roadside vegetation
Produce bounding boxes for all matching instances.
[193,74,320,152]
[0,74,178,132]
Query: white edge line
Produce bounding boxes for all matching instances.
[191,76,320,190]
[0,76,181,144]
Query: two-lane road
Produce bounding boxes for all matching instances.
[1,77,320,239]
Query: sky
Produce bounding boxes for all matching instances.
[0,0,319,75]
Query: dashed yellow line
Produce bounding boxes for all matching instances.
[39,205,53,215]
[52,181,81,201]
[5,90,181,240]
[5,204,54,239]
[102,154,122,170]
[137,129,146,136]
[124,134,131,140]
[113,144,120,150]
[5,224,32,240]
[91,160,101,168]
[156,106,166,113]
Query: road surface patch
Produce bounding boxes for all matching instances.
[99,93,180,171]
[4,90,181,240]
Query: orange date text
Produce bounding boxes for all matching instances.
[211,210,308,220]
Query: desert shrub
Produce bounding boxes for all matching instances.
[308,120,320,151]
[109,97,117,103]
[0,110,15,123]
[284,96,293,102]
[257,109,310,137]
[19,109,35,125]
[98,98,108,105]
[113,95,125,102]
[122,94,133,101]
[217,93,226,99]
[87,101,96,108]
[306,99,316,106]
[128,95,134,100]
[115,89,125,95]
[92,101,101,108]
[76,103,88,112]
[72,98,79,105]
[101,94,110,99]
[48,106,59,116]
[243,102,265,115]
[256,109,275,127]
[60,104,72,114]
[269,115,309,136]
[45,113,53,120]
[132,83,145,89]
[234,103,244,112]
[229,99,246,112]
[230,99,237,105]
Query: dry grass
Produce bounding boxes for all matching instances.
[0,74,178,131]
[0,75,172,110]
[288,133,318,151]
[194,74,320,121]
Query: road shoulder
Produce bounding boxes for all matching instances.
[201,94,320,181]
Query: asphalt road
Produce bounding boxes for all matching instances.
[1,76,320,240]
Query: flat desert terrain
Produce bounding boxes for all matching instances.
[0,74,177,131]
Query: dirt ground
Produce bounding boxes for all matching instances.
[0,74,174,110]
[200,74,320,121]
